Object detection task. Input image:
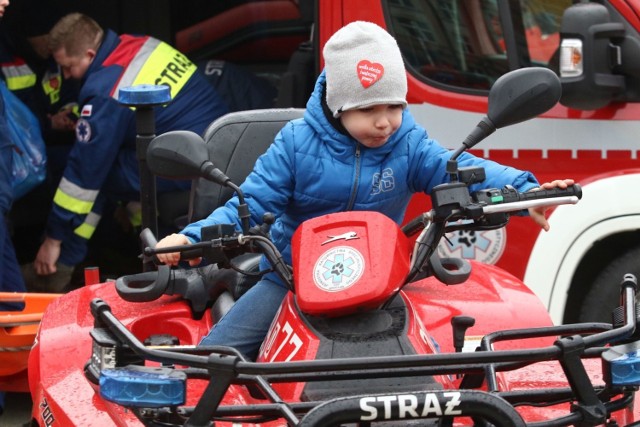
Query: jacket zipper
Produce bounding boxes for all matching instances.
[346,145,361,211]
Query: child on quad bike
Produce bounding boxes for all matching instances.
[155,21,574,360]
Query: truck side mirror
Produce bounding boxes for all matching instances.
[558,3,627,110]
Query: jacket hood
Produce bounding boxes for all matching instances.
[303,70,416,164]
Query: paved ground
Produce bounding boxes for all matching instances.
[0,392,32,426]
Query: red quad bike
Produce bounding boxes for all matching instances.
[29,68,640,426]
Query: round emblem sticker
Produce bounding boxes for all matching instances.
[75,118,92,143]
[437,227,506,265]
[313,246,365,292]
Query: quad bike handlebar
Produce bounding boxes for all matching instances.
[404,182,582,282]
[116,182,582,306]
[403,183,582,236]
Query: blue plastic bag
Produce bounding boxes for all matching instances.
[0,81,47,199]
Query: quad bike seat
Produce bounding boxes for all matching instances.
[190,108,305,223]
[158,108,305,230]
[188,108,304,318]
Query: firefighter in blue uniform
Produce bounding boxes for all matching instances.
[29,13,228,290]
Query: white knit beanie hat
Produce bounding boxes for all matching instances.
[324,21,408,118]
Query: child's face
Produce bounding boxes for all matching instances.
[340,104,403,148]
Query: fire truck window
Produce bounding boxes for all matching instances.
[385,0,569,91]
[517,0,569,67]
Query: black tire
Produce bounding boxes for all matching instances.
[578,245,640,323]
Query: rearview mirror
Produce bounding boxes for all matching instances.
[488,67,561,129]
[147,130,209,179]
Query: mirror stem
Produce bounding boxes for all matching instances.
[448,116,496,182]
[461,117,496,151]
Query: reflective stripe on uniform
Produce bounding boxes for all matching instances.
[112,38,196,101]
[74,211,101,239]
[1,62,37,91]
[53,178,99,214]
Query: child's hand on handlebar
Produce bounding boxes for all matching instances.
[155,233,202,266]
[527,179,575,231]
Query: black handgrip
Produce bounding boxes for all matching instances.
[518,183,582,202]
[474,184,582,206]
[144,237,229,264]
[143,243,205,262]
[140,228,202,265]
[180,247,205,261]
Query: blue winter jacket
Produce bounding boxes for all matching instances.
[182,71,539,273]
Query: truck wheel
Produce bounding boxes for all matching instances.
[578,245,640,323]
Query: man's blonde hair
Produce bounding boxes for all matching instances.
[49,13,104,57]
